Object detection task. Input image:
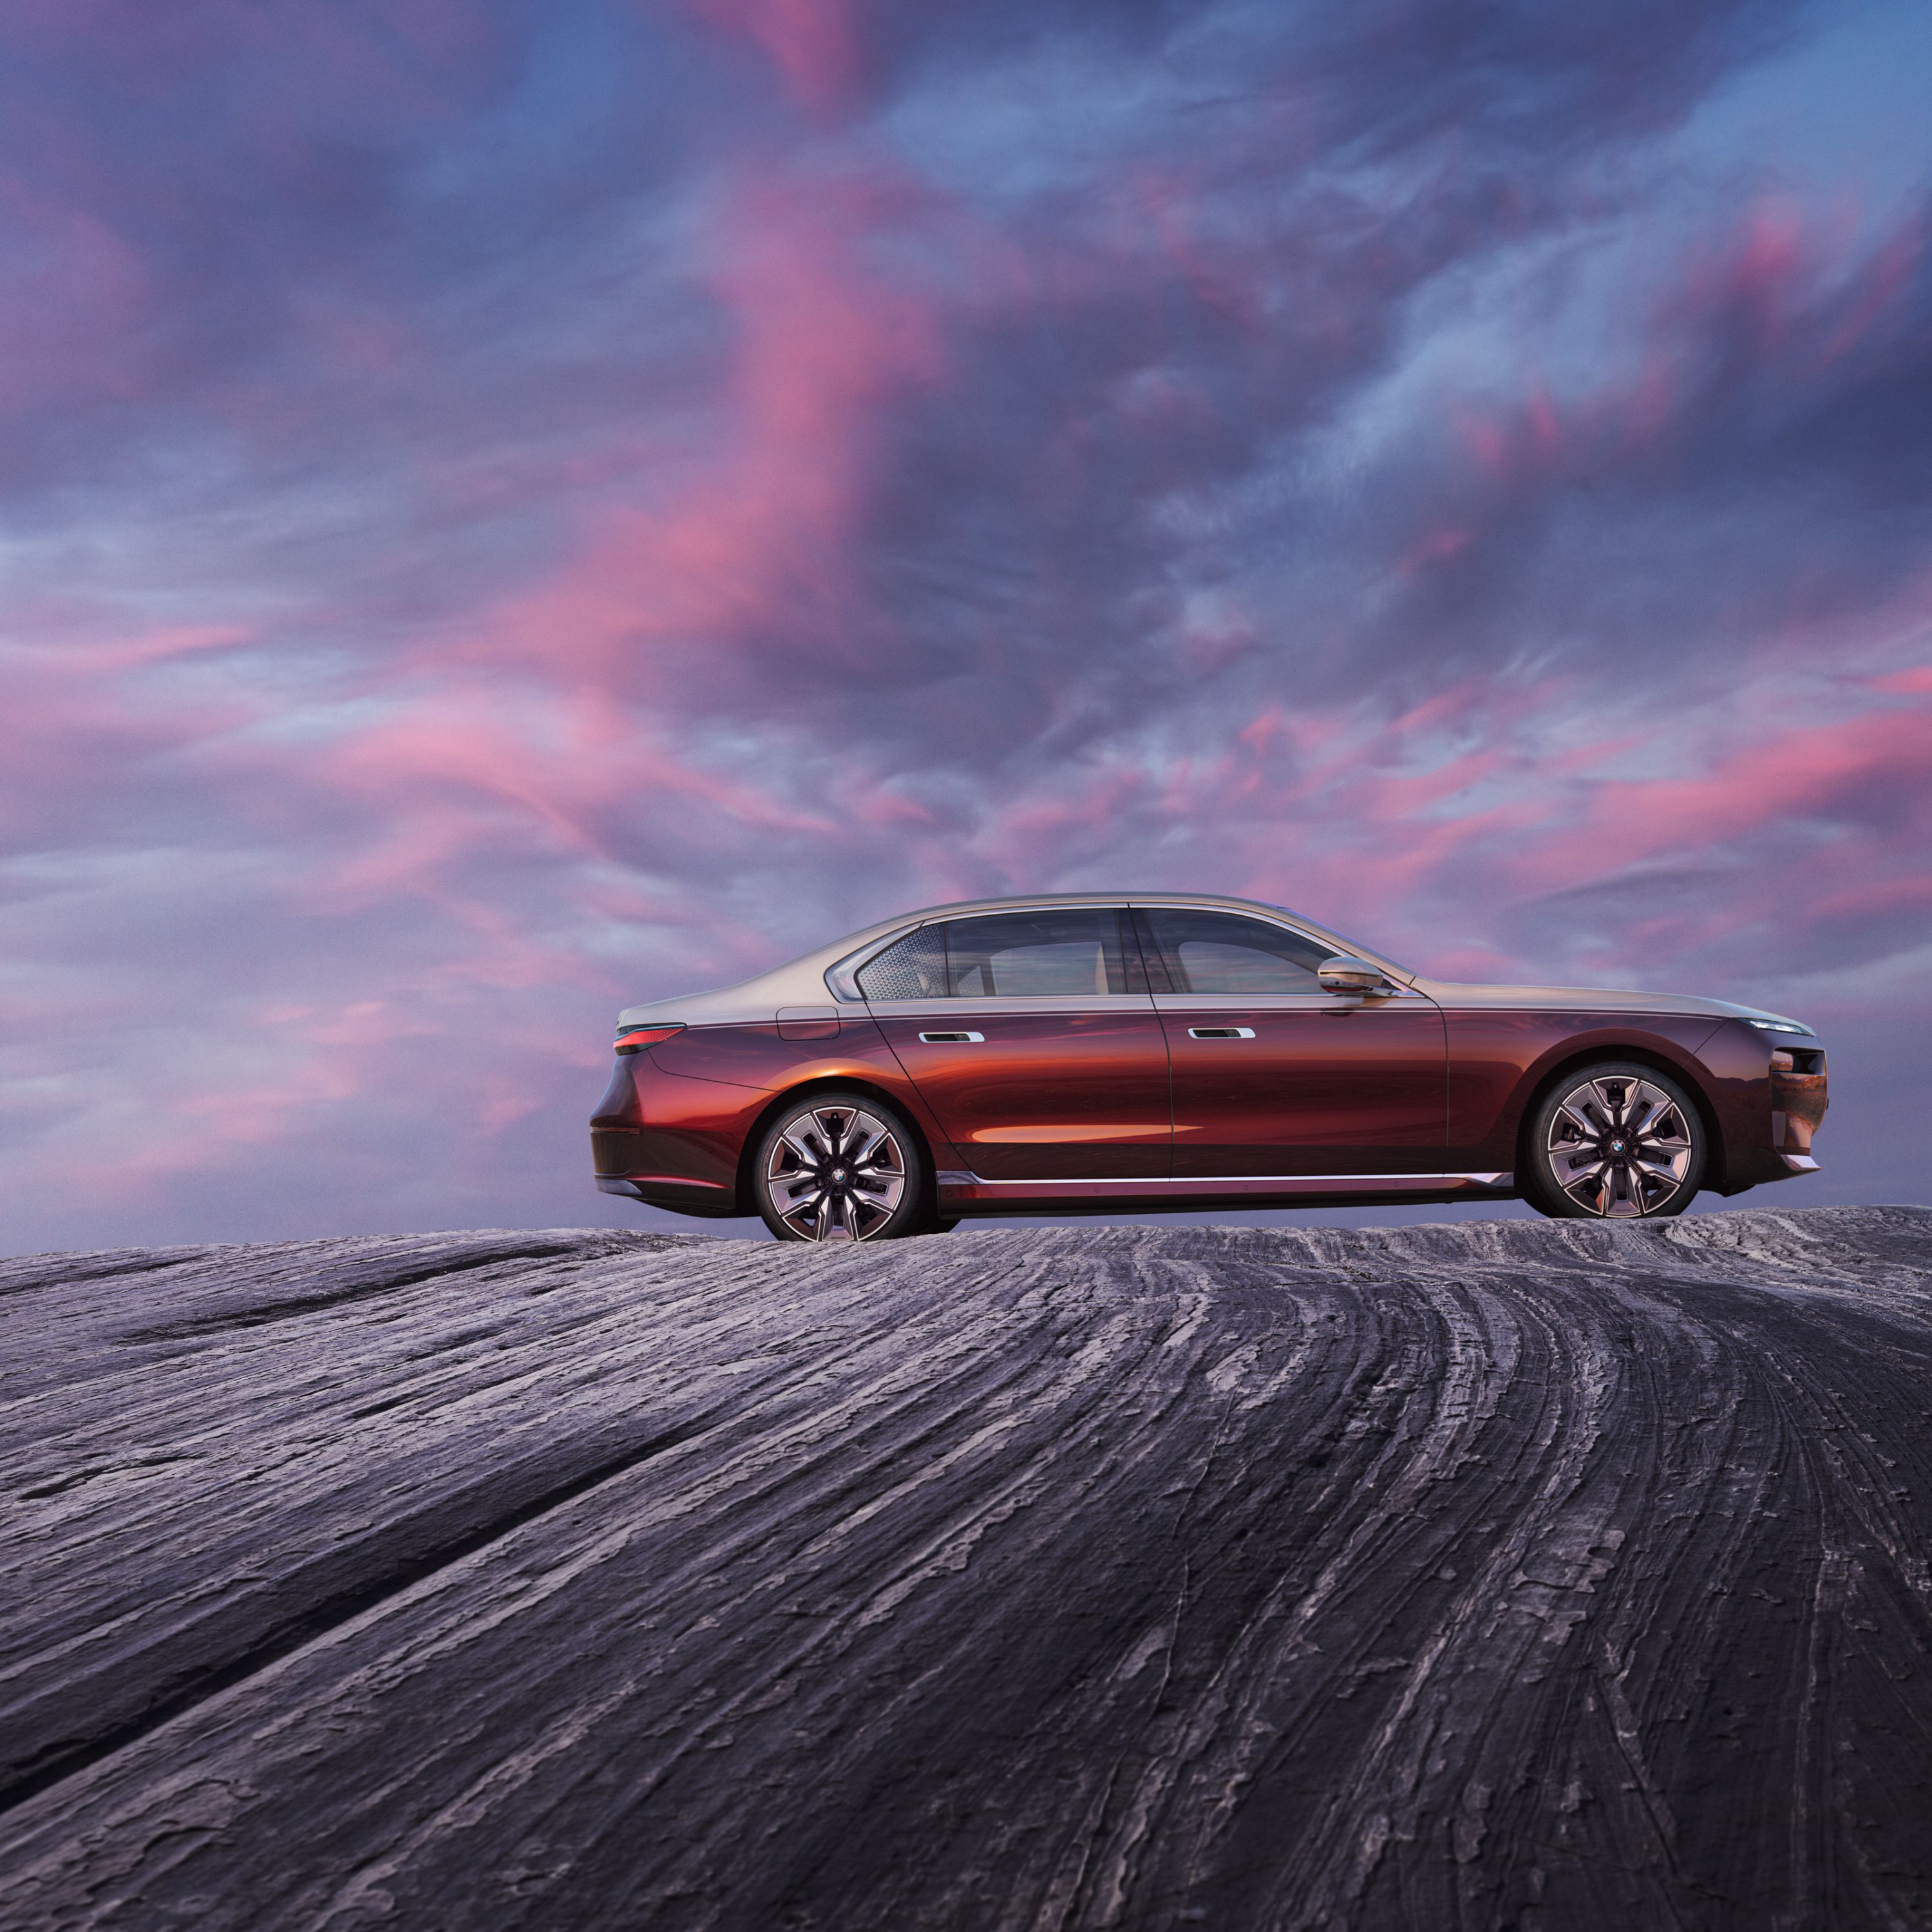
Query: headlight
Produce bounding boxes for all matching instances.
[1747,1018,1814,1036]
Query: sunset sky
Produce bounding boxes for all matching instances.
[4,0,1929,1252]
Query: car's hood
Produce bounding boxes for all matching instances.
[1414,979,1812,1029]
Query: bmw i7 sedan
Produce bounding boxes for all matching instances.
[589,894,1828,1242]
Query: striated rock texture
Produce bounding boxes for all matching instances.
[3,1207,1931,1931]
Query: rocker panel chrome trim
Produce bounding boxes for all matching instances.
[937,1170,1514,1190]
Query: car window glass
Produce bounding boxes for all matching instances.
[855,925,947,1001]
[1128,910,1171,994]
[942,909,1128,998]
[1139,909,1329,995]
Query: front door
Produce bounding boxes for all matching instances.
[1134,907,1447,1177]
[860,907,1171,1180]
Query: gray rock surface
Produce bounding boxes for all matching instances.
[3,1207,1930,1930]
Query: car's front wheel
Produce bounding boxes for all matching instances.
[1522,1062,1707,1220]
[752,1092,930,1242]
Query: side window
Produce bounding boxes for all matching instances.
[1128,911,1171,995]
[1137,909,1329,995]
[942,909,1130,998]
[855,925,947,1001]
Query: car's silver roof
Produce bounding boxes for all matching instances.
[616,891,1808,1030]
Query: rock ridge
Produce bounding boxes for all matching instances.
[1,1207,1929,1929]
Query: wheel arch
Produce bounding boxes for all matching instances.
[733,1075,942,1217]
[1513,1043,1728,1195]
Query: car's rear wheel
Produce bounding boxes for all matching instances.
[1522,1062,1707,1220]
[753,1092,929,1243]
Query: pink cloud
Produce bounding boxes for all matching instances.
[677,0,862,113]
[1396,525,1477,575]
[1574,701,1932,868]
[1873,666,1932,695]
[0,180,153,408]
[460,171,945,694]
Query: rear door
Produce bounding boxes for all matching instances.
[862,907,1171,1180]
[1135,907,1447,1177]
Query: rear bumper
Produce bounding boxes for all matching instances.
[595,1173,742,1218]
[591,1124,743,1218]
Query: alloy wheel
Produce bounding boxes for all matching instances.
[763,1104,908,1242]
[1544,1073,1696,1218]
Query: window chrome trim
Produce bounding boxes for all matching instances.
[1153,992,1427,1012]
[866,994,1158,1017]
[829,900,1417,1002]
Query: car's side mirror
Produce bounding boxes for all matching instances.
[1316,955,1391,996]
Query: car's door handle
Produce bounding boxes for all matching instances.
[919,1030,985,1043]
[1188,1026,1256,1039]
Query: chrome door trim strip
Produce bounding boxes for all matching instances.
[866,995,1159,1016]
[940,1171,1514,1189]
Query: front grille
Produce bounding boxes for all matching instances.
[591,1129,646,1176]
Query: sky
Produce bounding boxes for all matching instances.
[3,0,1929,1253]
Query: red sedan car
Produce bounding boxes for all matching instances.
[590,894,1827,1241]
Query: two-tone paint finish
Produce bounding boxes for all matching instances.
[591,893,1826,1224]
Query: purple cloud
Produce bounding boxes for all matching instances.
[2,0,1927,1251]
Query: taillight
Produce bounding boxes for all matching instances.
[615,1024,684,1056]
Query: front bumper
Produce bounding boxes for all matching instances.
[1770,1048,1828,1174]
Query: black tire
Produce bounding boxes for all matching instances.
[752,1090,929,1243]
[1522,1061,1707,1220]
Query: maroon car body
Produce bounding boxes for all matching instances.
[590,893,1826,1226]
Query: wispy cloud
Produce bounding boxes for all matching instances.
[3,0,1927,1248]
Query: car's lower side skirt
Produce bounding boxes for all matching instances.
[598,1168,1517,1219]
[934,1170,1516,1213]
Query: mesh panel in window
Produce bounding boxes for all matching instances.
[856,925,948,1001]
